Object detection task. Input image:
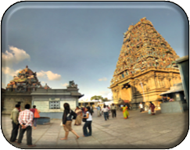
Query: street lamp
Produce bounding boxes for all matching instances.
[135,78,146,104]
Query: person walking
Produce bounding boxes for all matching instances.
[122,105,129,119]
[83,106,93,137]
[10,104,21,142]
[90,105,94,116]
[17,104,35,147]
[30,105,40,129]
[149,101,156,115]
[139,102,144,113]
[61,103,79,140]
[102,105,109,121]
[74,106,82,126]
[111,103,116,118]
[106,105,110,120]
[96,105,101,117]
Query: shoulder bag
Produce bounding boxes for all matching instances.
[82,114,87,122]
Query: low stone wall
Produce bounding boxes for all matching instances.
[36,117,50,125]
[39,112,63,119]
[160,101,187,113]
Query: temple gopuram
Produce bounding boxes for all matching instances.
[6,65,42,92]
[110,17,182,109]
[2,66,83,118]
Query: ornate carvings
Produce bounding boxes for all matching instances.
[68,81,78,88]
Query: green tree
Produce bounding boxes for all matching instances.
[90,95,103,101]
[91,96,110,102]
[102,98,109,102]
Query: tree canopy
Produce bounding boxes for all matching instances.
[90,95,109,102]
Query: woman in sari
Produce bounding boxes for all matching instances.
[122,105,129,119]
[74,106,82,125]
[149,101,155,115]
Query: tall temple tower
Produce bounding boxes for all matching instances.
[110,17,181,108]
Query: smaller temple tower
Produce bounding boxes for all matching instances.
[2,66,84,116]
[6,65,41,92]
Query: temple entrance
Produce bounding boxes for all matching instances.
[120,83,132,102]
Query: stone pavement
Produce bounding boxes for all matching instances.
[2,109,189,149]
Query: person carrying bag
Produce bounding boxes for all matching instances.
[61,103,79,140]
[82,114,87,122]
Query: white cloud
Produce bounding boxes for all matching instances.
[37,70,61,81]
[61,83,69,87]
[98,77,107,81]
[2,46,30,66]
[37,71,46,78]
[2,67,22,77]
[46,71,61,80]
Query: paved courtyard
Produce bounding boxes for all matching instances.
[2,109,189,149]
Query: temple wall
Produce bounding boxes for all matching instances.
[120,87,132,101]
[32,96,78,113]
[111,68,182,109]
[3,96,32,115]
[118,86,122,100]
[110,69,182,108]
[2,95,79,115]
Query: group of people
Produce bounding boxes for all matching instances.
[96,103,130,120]
[96,104,117,121]
[73,106,94,126]
[10,103,93,146]
[9,101,157,146]
[139,101,156,115]
[10,103,40,147]
[61,103,93,140]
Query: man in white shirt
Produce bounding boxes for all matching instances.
[102,105,109,121]
[139,102,144,112]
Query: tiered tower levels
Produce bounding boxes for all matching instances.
[111,17,179,85]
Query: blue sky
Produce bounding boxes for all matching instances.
[1,2,188,100]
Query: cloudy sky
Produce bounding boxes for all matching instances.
[1,1,188,100]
